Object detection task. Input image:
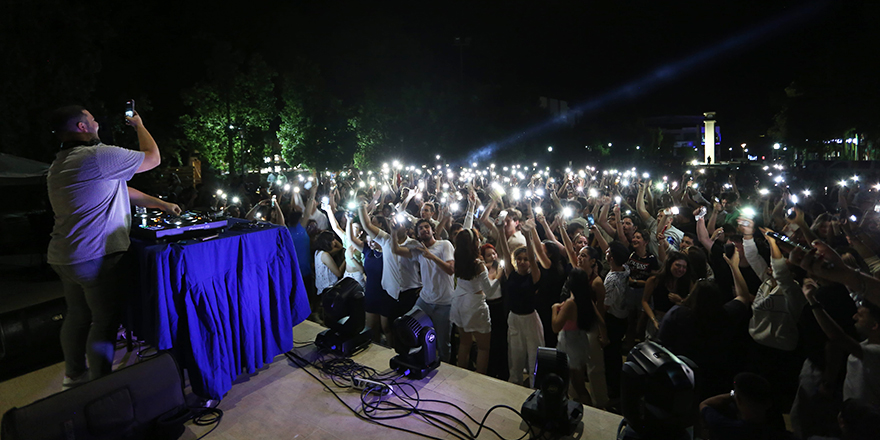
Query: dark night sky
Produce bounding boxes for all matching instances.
[46,0,880,157]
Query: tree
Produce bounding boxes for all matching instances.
[180,46,276,175]
[278,60,354,170]
[348,109,387,169]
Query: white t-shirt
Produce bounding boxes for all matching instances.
[47,144,144,265]
[644,217,684,256]
[310,209,330,231]
[604,267,632,319]
[410,239,455,305]
[843,341,880,407]
[373,230,421,300]
[507,231,526,252]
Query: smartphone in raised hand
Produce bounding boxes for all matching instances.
[125,99,135,118]
[766,231,810,252]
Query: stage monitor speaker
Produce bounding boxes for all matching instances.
[2,352,188,440]
[0,297,66,381]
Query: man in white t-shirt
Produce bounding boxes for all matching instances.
[391,218,455,362]
[804,289,880,407]
[310,203,330,231]
[357,204,421,338]
[480,200,524,251]
[48,105,180,389]
[504,208,526,251]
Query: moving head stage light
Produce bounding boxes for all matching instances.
[618,341,698,440]
[389,308,439,379]
[521,347,584,436]
[315,278,372,356]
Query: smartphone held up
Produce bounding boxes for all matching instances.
[125,99,135,118]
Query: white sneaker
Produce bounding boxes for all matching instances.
[62,371,89,391]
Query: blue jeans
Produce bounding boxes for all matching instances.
[415,298,452,363]
[52,252,126,380]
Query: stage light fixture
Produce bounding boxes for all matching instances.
[389,308,439,379]
[315,278,372,356]
[521,347,583,436]
[618,341,698,440]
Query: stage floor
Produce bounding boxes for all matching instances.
[0,320,622,439]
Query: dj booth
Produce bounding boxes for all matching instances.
[128,215,310,400]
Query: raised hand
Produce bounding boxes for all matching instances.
[521,218,537,233]
[722,247,741,267]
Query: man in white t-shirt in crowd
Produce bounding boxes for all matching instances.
[804,286,880,407]
[481,200,525,251]
[47,105,180,390]
[392,218,455,362]
[357,202,422,346]
[399,198,440,232]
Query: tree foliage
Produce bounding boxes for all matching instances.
[277,60,355,170]
[180,46,276,175]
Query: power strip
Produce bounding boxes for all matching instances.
[352,377,392,395]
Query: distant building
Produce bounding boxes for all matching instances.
[644,115,721,157]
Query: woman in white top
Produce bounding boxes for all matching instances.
[450,229,493,374]
[322,204,365,287]
[314,230,346,295]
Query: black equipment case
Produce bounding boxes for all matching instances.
[2,352,188,440]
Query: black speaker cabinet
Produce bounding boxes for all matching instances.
[2,352,188,440]
[0,297,66,380]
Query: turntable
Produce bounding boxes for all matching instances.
[130,209,228,240]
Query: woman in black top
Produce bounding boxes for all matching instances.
[536,238,570,348]
[485,216,544,388]
[657,249,753,399]
[626,229,659,344]
[642,251,692,337]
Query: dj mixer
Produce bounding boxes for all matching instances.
[130,210,228,240]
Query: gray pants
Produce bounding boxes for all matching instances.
[52,252,125,380]
[415,298,452,363]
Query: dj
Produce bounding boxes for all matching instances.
[47,105,180,390]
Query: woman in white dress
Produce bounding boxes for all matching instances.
[322,203,365,287]
[450,228,492,374]
[314,230,345,296]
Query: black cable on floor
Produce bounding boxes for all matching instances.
[285,350,450,440]
[285,348,537,440]
[192,407,224,440]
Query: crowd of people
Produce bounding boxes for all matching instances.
[172,159,880,439]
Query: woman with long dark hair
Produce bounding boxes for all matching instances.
[524,214,569,348]
[552,246,610,408]
[657,249,753,398]
[481,243,508,380]
[626,229,660,345]
[450,229,492,374]
[313,230,346,296]
[483,215,544,387]
[642,251,692,337]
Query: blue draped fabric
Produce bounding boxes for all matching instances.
[130,222,309,399]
